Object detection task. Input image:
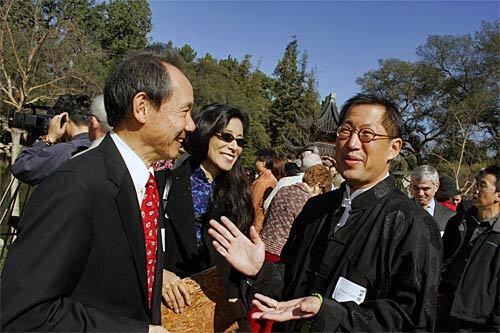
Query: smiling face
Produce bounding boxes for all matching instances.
[204,117,244,178]
[143,64,195,161]
[335,104,402,191]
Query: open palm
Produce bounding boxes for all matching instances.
[251,293,321,322]
[208,216,265,277]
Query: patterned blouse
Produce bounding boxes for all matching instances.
[190,166,216,249]
[260,183,311,257]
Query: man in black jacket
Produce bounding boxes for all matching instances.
[208,94,442,332]
[1,49,195,332]
[439,165,499,332]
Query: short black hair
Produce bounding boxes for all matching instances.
[256,149,277,170]
[339,93,403,138]
[477,165,500,192]
[53,94,91,126]
[103,48,181,127]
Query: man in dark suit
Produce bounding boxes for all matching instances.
[1,49,195,332]
[410,165,455,235]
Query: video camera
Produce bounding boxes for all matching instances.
[8,104,60,134]
[7,94,90,145]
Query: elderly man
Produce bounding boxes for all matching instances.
[1,49,195,332]
[411,165,455,234]
[439,165,499,332]
[208,94,441,332]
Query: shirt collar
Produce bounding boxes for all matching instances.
[192,165,216,185]
[344,172,390,203]
[110,131,152,204]
[472,213,500,228]
[426,199,436,216]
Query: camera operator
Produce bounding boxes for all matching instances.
[11,94,92,186]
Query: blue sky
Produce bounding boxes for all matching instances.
[148,1,498,106]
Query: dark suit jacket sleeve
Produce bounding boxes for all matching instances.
[0,171,147,332]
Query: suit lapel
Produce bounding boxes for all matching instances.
[167,160,198,255]
[99,134,149,310]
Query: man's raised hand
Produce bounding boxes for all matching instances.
[208,216,265,277]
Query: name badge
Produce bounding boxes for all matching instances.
[332,276,366,305]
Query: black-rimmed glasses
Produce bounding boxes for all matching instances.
[336,125,396,143]
[214,132,247,148]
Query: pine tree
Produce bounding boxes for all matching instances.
[268,37,320,151]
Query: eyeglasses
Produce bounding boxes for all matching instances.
[475,182,496,192]
[214,132,247,148]
[336,124,396,143]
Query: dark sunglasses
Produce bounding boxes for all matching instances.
[214,132,247,148]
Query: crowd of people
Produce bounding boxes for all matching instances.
[0,47,498,333]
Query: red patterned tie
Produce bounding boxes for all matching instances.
[141,173,159,306]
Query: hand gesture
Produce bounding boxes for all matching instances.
[47,112,68,142]
[162,269,191,314]
[250,293,322,322]
[208,216,265,277]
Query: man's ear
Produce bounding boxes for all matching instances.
[89,116,99,130]
[131,92,149,125]
[387,138,403,162]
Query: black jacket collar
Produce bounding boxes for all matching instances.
[342,175,396,213]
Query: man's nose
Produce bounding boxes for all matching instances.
[346,132,361,149]
[185,112,195,132]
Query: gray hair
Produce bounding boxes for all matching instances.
[90,95,112,133]
[301,153,323,171]
[411,165,439,184]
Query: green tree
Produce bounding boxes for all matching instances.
[101,0,151,59]
[268,37,320,151]
[357,20,499,190]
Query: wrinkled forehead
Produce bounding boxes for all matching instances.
[164,64,193,99]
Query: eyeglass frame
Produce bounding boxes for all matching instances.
[474,180,497,192]
[214,131,247,148]
[335,124,398,143]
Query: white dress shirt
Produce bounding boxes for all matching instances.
[424,199,436,217]
[336,173,390,232]
[110,131,152,205]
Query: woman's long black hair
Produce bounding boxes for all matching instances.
[183,103,254,234]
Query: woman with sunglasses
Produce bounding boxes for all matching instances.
[160,103,253,315]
